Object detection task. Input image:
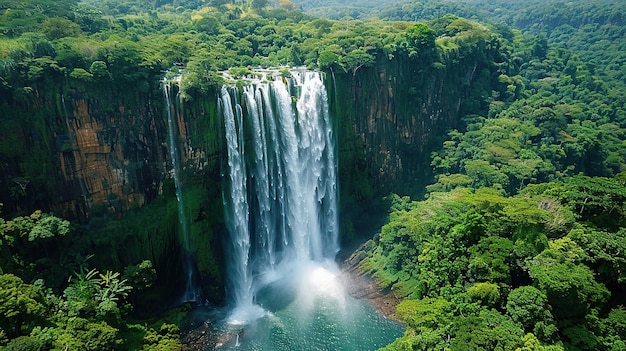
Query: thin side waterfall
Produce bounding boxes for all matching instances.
[220,70,338,321]
[163,80,200,303]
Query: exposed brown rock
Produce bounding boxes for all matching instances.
[341,243,401,321]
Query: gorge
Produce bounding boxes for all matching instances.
[0,38,494,307]
[0,45,492,346]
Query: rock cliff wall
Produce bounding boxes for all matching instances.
[0,52,494,224]
[0,80,167,220]
[332,51,494,203]
[0,78,226,304]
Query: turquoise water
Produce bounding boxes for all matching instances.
[213,264,404,351]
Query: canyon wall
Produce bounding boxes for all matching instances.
[0,43,498,303]
[1,77,166,219]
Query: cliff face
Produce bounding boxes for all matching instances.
[0,80,224,216]
[1,45,495,221]
[0,78,226,304]
[332,51,494,203]
[60,91,166,218]
[0,80,166,220]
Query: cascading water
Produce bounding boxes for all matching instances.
[220,71,338,317]
[163,79,201,303]
[220,84,255,316]
[214,69,403,350]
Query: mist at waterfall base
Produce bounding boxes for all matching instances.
[210,70,404,350]
[197,260,404,350]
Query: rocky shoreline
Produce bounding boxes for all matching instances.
[181,322,215,351]
[340,245,401,322]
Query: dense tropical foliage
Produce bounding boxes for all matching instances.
[1,0,625,349]
[360,177,626,350]
[0,209,183,350]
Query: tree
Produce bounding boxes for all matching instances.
[89,61,110,80]
[0,274,48,338]
[516,333,565,351]
[341,49,375,76]
[158,35,193,66]
[426,173,473,193]
[528,239,610,321]
[27,211,70,242]
[396,297,451,334]
[506,286,556,340]
[406,23,436,48]
[194,16,221,35]
[53,317,120,351]
[451,310,525,351]
[468,236,513,284]
[3,334,46,350]
[598,308,626,344]
[123,260,157,292]
[404,23,436,61]
[69,68,93,81]
[71,3,106,33]
[538,176,626,230]
[568,228,626,288]
[41,17,81,40]
[317,50,340,71]
[63,269,100,317]
[468,282,500,307]
[464,159,509,189]
[1,211,71,282]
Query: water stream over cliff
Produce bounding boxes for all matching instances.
[164,79,201,303]
[216,70,403,349]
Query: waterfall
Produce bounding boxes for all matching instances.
[220,70,338,320]
[164,80,201,303]
[220,85,254,311]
